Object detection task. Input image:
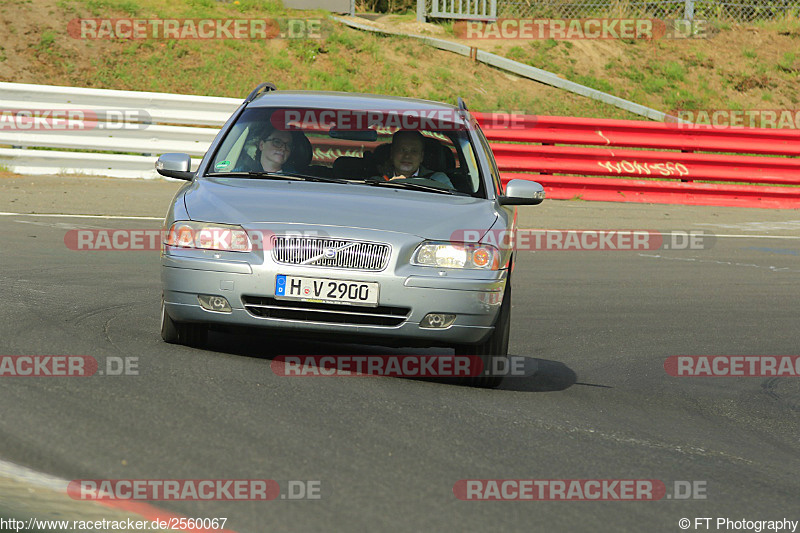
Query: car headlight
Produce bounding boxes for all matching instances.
[412,242,500,270]
[164,221,252,252]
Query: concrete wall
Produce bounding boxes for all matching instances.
[283,0,353,15]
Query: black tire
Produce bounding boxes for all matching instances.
[454,281,511,388]
[160,297,180,343]
[161,298,208,348]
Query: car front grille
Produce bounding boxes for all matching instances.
[242,296,410,327]
[271,236,390,271]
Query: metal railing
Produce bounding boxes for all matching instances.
[476,112,800,209]
[430,0,498,19]
[0,82,240,179]
[2,82,799,208]
[420,0,800,21]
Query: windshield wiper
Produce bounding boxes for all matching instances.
[280,173,351,185]
[207,171,350,185]
[354,179,465,196]
[206,171,304,181]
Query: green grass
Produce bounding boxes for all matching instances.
[660,61,686,82]
[753,13,800,34]
[685,51,707,67]
[573,74,614,93]
[439,20,454,36]
[642,77,669,93]
[360,37,382,61]
[268,48,293,70]
[665,88,706,110]
[622,67,645,83]
[38,30,57,52]
[229,0,284,14]
[78,0,141,16]
[506,46,527,62]
[434,66,452,82]
[496,41,563,73]
[288,39,324,64]
[327,30,361,50]
[17,0,776,122]
[777,51,797,73]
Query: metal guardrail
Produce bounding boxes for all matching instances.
[0,82,239,126]
[0,82,240,179]
[475,112,800,208]
[333,16,668,122]
[2,82,798,208]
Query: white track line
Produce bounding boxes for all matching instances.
[710,234,800,239]
[0,457,238,532]
[0,212,162,220]
[0,457,67,492]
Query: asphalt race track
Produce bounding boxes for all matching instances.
[0,176,798,532]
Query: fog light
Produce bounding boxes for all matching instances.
[198,295,232,313]
[420,313,456,329]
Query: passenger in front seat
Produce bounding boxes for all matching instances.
[234,124,298,173]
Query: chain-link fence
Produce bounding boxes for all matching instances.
[496,1,685,18]
[421,0,800,21]
[499,0,799,20]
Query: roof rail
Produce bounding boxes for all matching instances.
[244,82,277,104]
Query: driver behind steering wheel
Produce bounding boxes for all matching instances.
[376,130,454,189]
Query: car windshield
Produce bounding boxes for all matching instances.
[208,106,486,198]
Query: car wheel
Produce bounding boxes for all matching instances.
[161,298,208,347]
[454,281,510,388]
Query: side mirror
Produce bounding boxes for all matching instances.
[498,179,545,205]
[156,153,194,181]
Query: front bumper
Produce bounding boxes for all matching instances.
[162,247,507,347]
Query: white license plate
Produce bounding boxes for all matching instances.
[275,275,379,306]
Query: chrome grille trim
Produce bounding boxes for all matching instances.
[271,236,391,271]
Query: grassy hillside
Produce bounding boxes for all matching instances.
[0,0,799,123]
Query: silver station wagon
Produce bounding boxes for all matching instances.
[157,83,544,387]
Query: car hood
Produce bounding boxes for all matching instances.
[183,177,499,240]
